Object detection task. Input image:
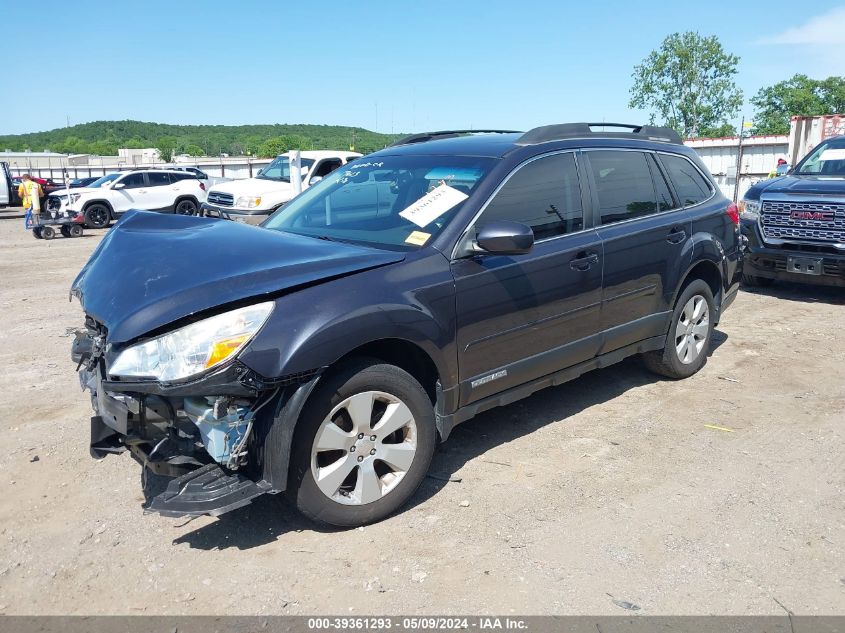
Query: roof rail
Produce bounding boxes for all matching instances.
[388,129,520,147]
[517,123,683,146]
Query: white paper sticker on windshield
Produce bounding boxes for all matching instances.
[399,183,469,228]
[819,149,845,161]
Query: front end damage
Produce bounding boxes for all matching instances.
[67,211,405,519]
[72,319,316,518]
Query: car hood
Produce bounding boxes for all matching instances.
[71,210,405,344]
[751,174,845,197]
[208,177,301,197]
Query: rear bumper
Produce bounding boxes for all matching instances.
[200,202,268,226]
[740,219,845,287]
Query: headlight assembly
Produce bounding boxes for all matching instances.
[109,302,274,381]
[235,196,262,208]
[739,199,760,221]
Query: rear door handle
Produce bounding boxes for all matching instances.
[570,252,599,271]
[666,227,686,244]
[137,189,147,194]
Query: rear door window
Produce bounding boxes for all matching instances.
[587,151,660,225]
[649,155,676,211]
[659,154,713,207]
[147,172,171,187]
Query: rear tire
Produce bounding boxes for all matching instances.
[69,224,84,238]
[174,198,198,215]
[643,279,715,380]
[84,203,111,229]
[287,359,436,527]
[32,227,43,239]
[742,273,775,287]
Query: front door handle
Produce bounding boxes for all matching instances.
[667,227,686,244]
[570,251,599,271]
[136,189,147,194]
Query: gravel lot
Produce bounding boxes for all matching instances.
[0,213,842,616]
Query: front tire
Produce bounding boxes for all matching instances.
[643,279,715,379]
[287,359,436,527]
[84,203,111,229]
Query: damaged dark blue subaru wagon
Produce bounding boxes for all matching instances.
[71,124,742,527]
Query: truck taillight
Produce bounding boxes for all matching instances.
[726,202,739,226]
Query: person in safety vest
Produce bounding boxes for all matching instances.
[19,174,44,229]
[767,158,788,179]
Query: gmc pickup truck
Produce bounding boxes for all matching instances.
[740,134,845,287]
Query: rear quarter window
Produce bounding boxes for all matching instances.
[660,154,713,206]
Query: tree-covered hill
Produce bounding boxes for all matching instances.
[0,120,402,157]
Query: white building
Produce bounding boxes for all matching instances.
[684,135,789,201]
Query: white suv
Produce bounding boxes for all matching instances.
[48,169,208,229]
[201,150,361,224]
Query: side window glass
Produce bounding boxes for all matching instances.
[588,151,658,225]
[147,172,171,187]
[649,155,675,211]
[660,154,713,206]
[313,159,343,179]
[477,153,583,240]
[120,173,146,189]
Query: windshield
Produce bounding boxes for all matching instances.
[87,173,121,188]
[795,138,845,176]
[263,155,496,250]
[257,156,315,182]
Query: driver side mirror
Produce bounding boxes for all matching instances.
[309,176,323,186]
[112,182,125,189]
[474,221,534,255]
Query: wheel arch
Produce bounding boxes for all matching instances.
[673,258,724,322]
[82,198,114,215]
[331,339,440,404]
[257,337,444,494]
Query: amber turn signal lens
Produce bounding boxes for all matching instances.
[205,334,250,368]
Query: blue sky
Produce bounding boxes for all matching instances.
[1,0,844,136]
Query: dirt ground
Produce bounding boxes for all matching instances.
[0,212,842,616]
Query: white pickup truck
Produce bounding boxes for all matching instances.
[200,150,361,224]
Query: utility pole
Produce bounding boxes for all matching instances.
[733,116,745,203]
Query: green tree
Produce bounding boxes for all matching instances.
[750,74,845,135]
[257,135,307,158]
[155,136,177,162]
[699,122,737,138]
[183,144,205,156]
[629,32,743,138]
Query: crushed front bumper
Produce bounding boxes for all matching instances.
[740,219,845,287]
[72,327,297,517]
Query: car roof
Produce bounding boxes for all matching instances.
[120,168,194,174]
[370,133,522,158]
[369,124,688,160]
[281,150,362,160]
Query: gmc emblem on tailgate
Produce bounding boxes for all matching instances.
[790,210,834,221]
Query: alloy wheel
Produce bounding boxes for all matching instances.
[311,391,418,506]
[675,295,709,364]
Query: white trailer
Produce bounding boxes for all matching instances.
[788,114,845,166]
